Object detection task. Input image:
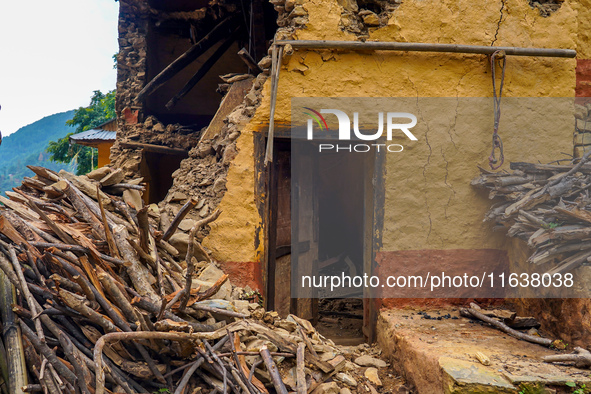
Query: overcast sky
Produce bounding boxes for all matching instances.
[0,0,119,136]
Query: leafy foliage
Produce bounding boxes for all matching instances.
[0,111,76,195]
[47,90,116,175]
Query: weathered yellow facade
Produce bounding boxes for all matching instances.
[207,0,588,266]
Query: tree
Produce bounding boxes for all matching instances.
[47,90,115,175]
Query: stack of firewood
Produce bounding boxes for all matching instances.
[0,166,349,394]
[472,152,591,275]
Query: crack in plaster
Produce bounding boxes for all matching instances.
[406,76,433,241]
[491,0,506,46]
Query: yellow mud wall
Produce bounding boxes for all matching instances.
[206,0,585,263]
[203,127,260,262]
[97,142,113,168]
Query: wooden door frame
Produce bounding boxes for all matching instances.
[258,131,386,341]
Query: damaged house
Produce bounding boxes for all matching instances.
[4,0,591,392]
[111,0,590,330]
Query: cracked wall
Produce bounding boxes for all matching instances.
[207,0,590,299]
[112,0,591,316]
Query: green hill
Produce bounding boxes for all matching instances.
[0,110,77,195]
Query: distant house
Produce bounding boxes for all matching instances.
[69,119,116,168]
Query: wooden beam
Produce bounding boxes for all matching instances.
[275,39,577,58]
[250,0,267,62]
[120,142,189,156]
[135,14,239,103]
[238,47,263,74]
[165,32,238,110]
[198,77,254,143]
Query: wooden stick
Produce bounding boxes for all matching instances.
[298,325,318,359]
[274,39,577,58]
[19,320,77,385]
[543,347,591,368]
[22,337,60,394]
[264,44,283,165]
[58,332,91,394]
[202,340,228,394]
[462,307,555,347]
[27,201,75,245]
[178,209,221,312]
[0,269,27,394]
[7,247,45,343]
[94,332,211,394]
[161,198,199,242]
[54,180,103,229]
[217,351,294,358]
[21,385,43,393]
[105,183,145,191]
[296,342,306,394]
[97,184,121,259]
[190,303,248,318]
[55,255,131,331]
[30,242,126,266]
[130,293,220,332]
[25,249,45,287]
[97,272,140,326]
[0,251,21,291]
[113,224,159,301]
[171,336,228,394]
[158,289,184,321]
[260,345,288,394]
[57,289,121,333]
[227,330,256,394]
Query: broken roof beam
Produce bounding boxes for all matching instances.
[120,142,188,156]
[165,31,238,110]
[275,40,576,58]
[238,47,263,74]
[135,14,239,103]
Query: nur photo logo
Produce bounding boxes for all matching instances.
[303,108,418,152]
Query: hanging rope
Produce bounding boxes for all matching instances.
[489,50,506,170]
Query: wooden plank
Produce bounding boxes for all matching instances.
[238,48,263,74]
[120,142,188,156]
[292,144,318,323]
[266,154,279,312]
[365,142,385,343]
[250,0,267,62]
[198,77,254,143]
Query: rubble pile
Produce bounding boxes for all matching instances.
[0,166,388,393]
[160,70,269,231]
[472,154,591,275]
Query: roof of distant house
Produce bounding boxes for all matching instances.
[69,119,117,146]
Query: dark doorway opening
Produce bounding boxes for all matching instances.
[266,138,378,342]
[140,150,187,203]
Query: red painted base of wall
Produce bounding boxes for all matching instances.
[218,261,264,292]
[374,248,509,308]
[576,59,591,103]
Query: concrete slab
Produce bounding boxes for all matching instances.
[377,308,591,394]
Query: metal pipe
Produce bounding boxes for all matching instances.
[275,39,576,58]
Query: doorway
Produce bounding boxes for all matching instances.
[266,139,381,342]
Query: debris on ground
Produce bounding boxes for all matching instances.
[0,166,398,393]
[460,303,565,349]
[380,307,591,393]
